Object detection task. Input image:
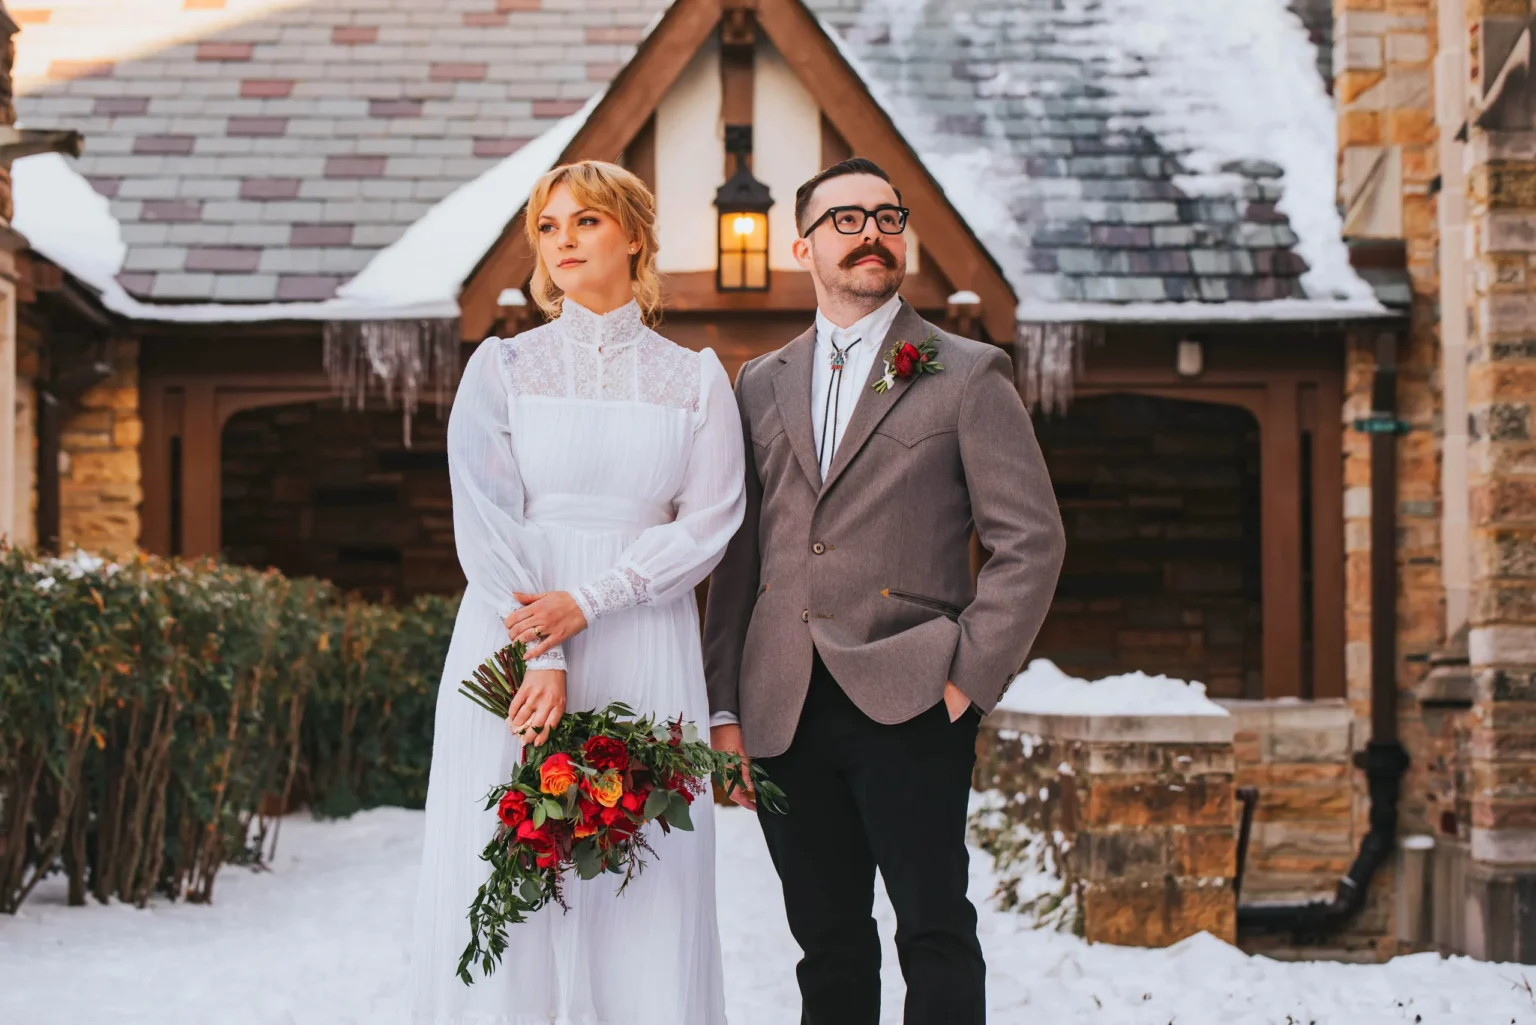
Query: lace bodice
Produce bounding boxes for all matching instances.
[449,297,746,672]
[498,298,701,412]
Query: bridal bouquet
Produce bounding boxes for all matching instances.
[455,642,785,985]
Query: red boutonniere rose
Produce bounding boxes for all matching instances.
[874,332,944,394]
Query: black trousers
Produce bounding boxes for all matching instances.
[756,651,986,1025]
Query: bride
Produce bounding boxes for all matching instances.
[408,160,747,1024]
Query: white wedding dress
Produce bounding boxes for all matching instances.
[408,298,746,1025]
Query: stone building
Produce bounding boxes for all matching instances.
[7,0,1532,962]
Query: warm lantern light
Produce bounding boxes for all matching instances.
[715,125,774,292]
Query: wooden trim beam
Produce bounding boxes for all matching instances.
[1310,375,1346,699]
[753,0,1016,341]
[459,0,724,341]
[180,383,219,559]
[1261,378,1304,699]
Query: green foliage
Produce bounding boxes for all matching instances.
[0,546,457,913]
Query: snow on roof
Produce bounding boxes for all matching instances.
[997,659,1230,718]
[1015,297,1392,324]
[12,152,125,297]
[12,150,456,324]
[840,0,1380,316]
[1090,0,1370,304]
[337,92,603,308]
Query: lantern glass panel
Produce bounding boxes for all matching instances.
[717,210,769,291]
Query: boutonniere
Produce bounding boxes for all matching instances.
[873,332,944,394]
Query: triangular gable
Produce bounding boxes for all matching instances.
[457,0,1017,343]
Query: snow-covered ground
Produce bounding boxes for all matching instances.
[1,806,1531,1025]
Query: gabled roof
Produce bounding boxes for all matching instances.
[18,0,1380,326]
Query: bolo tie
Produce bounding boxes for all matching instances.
[818,332,859,479]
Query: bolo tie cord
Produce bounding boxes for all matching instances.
[818,336,857,478]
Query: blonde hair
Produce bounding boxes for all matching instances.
[524,160,662,326]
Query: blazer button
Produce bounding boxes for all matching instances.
[800,609,809,623]
[812,542,826,555]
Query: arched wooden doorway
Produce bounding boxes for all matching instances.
[1031,377,1344,701]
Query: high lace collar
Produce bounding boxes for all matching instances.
[559,297,645,350]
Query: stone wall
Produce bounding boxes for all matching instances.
[1032,393,1263,700]
[10,327,36,547]
[975,709,1237,947]
[1223,700,1357,906]
[1334,0,1444,957]
[58,340,141,559]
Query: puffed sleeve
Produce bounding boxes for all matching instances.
[568,348,747,622]
[448,337,565,670]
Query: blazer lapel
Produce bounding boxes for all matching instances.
[820,299,927,495]
[771,326,822,491]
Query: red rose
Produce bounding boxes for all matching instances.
[621,790,646,816]
[899,341,921,362]
[583,735,630,772]
[497,790,530,830]
[893,351,915,378]
[515,818,558,868]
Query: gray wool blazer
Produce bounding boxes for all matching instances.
[702,299,1066,758]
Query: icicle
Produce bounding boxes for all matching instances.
[322,318,460,447]
[1015,322,1100,416]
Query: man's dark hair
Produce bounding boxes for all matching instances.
[794,157,902,235]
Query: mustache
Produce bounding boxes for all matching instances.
[839,241,898,270]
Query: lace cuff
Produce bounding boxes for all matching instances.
[572,566,652,623]
[526,646,566,672]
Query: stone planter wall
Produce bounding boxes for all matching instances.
[1221,699,1355,903]
[976,708,1237,947]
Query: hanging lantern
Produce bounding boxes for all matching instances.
[715,124,774,292]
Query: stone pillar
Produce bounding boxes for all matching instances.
[1464,117,1536,958]
[975,709,1237,947]
[58,340,142,558]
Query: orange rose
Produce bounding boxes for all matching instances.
[538,753,578,797]
[588,771,623,809]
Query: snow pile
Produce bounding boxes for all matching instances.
[998,659,1230,718]
[339,92,603,308]
[2,805,1531,1025]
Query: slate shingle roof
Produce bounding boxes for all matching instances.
[835,0,1348,308]
[17,0,1350,314]
[16,0,668,304]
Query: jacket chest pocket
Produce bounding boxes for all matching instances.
[874,412,956,449]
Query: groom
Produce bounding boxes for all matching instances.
[703,157,1065,1025]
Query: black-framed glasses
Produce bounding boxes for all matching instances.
[802,204,910,237]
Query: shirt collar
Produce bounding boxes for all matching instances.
[560,296,645,350]
[814,294,904,353]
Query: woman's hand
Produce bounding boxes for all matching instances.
[504,591,588,661]
[507,669,566,747]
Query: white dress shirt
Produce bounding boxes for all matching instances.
[710,294,905,730]
[810,294,904,481]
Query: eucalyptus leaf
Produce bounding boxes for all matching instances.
[667,792,695,831]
